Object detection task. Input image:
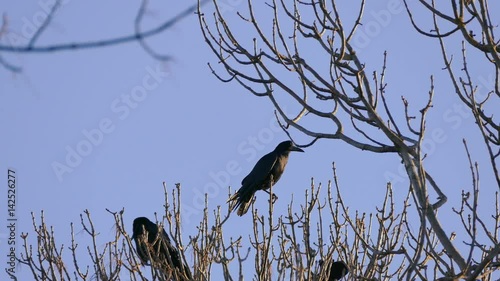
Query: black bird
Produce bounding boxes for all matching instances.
[132,217,192,280]
[228,140,304,216]
[319,260,349,281]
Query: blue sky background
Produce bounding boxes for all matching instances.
[1,0,498,279]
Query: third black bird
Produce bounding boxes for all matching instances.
[228,140,304,216]
[319,260,349,281]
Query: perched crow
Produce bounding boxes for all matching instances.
[319,260,349,281]
[132,217,192,280]
[228,140,304,216]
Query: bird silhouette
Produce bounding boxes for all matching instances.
[132,217,192,280]
[228,140,304,216]
[318,260,349,281]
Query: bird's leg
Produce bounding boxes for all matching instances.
[267,175,278,203]
[263,189,278,203]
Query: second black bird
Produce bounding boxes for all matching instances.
[228,140,304,216]
[132,217,192,280]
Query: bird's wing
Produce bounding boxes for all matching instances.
[241,152,278,186]
[133,235,150,265]
[160,228,172,243]
[160,228,182,265]
[159,228,193,279]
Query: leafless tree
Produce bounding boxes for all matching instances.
[404,0,499,188]
[196,0,500,280]
[15,0,500,280]
[0,1,209,72]
[20,179,414,280]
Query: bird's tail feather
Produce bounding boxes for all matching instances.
[237,201,252,216]
[228,186,255,216]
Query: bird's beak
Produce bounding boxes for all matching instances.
[291,145,304,152]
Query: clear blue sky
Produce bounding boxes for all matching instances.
[0,1,497,279]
